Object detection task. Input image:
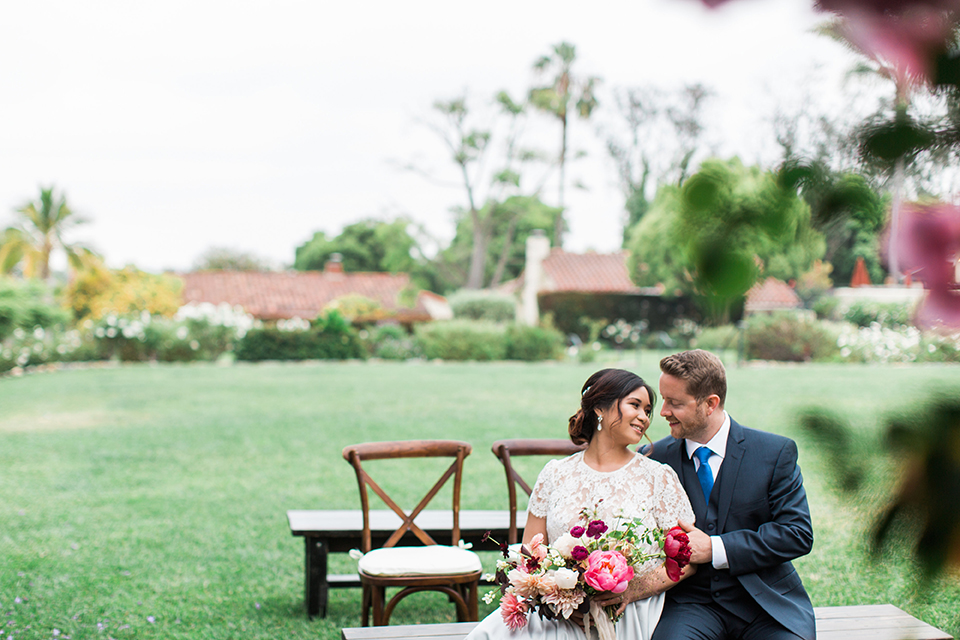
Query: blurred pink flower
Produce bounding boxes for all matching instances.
[897,202,960,328]
[500,592,529,630]
[816,0,959,84]
[526,533,548,562]
[508,566,543,600]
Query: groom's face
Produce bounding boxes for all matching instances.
[658,372,709,442]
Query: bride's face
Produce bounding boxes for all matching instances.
[596,386,653,446]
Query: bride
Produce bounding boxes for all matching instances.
[467,369,695,640]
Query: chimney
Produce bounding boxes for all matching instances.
[521,230,550,326]
[325,253,344,273]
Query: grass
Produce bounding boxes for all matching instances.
[1,356,958,639]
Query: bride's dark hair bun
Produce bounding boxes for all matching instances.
[568,368,656,445]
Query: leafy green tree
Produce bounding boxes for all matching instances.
[0,186,97,280]
[627,158,825,323]
[294,218,421,274]
[779,162,889,285]
[530,41,601,247]
[436,195,561,291]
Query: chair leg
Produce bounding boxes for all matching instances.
[467,581,478,621]
[372,585,386,626]
[361,585,371,627]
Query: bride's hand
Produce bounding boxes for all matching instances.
[592,586,635,618]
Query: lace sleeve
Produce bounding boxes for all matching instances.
[652,463,695,529]
[526,458,557,519]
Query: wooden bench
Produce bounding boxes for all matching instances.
[340,604,952,640]
[288,509,524,618]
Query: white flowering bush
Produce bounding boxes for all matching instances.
[88,305,257,362]
[602,319,648,347]
[175,302,256,338]
[0,324,85,374]
[835,322,960,363]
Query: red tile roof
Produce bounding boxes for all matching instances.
[541,250,642,293]
[745,277,802,312]
[502,249,658,295]
[179,270,441,321]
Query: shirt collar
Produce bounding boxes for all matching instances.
[685,410,730,460]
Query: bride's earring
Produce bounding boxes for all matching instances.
[596,414,603,431]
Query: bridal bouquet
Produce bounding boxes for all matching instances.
[483,506,692,638]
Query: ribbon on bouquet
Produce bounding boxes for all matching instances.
[585,599,617,640]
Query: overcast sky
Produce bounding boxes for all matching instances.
[0,0,857,273]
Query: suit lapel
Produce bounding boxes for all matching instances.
[716,419,746,532]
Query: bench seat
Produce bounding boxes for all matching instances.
[340,604,952,640]
[288,509,523,618]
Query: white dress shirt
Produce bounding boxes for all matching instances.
[685,411,731,570]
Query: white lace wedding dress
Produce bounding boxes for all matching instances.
[465,451,694,640]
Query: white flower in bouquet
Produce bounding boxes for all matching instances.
[552,532,583,559]
[553,567,578,589]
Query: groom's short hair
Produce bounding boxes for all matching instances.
[660,349,726,407]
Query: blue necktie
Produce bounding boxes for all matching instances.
[694,446,714,502]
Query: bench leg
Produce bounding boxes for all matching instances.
[304,537,328,618]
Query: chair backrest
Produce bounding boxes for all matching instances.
[491,438,586,543]
[342,439,472,553]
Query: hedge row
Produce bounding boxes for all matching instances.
[234,320,565,362]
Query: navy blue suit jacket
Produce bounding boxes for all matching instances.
[648,418,816,640]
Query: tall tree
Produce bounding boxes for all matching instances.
[421,92,545,289]
[605,83,712,244]
[0,186,97,280]
[436,195,561,291]
[529,41,601,247]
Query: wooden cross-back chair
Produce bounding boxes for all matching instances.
[342,440,481,627]
[491,438,586,544]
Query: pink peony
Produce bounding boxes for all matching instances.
[583,550,634,594]
[500,592,529,630]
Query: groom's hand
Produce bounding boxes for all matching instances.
[678,519,713,565]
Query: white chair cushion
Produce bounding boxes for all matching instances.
[358,545,482,577]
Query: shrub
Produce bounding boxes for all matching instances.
[0,325,84,373]
[694,324,741,352]
[504,324,564,361]
[447,290,516,323]
[235,310,364,361]
[812,296,840,320]
[62,262,182,321]
[369,324,421,360]
[842,300,912,330]
[325,294,392,323]
[414,320,506,361]
[0,278,70,340]
[745,312,839,362]
[84,306,256,363]
[835,322,921,363]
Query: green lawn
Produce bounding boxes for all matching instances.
[1,358,958,639]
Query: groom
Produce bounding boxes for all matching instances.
[647,349,816,640]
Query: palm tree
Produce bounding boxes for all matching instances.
[0,186,97,280]
[529,41,601,247]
